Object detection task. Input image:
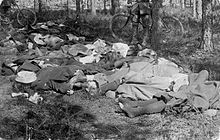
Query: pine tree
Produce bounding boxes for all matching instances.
[202,0,213,51]
[151,0,163,50]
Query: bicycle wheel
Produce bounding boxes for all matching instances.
[110,13,133,43]
[17,9,37,27]
[161,16,184,42]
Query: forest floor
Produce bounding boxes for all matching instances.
[0,9,220,140]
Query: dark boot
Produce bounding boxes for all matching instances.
[118,97,158,107]
[120,100,166,118]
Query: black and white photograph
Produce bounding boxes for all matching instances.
[0,0,220,139]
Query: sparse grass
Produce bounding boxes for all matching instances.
[0,83,219,139]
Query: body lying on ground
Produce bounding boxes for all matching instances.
[5,53,220,118]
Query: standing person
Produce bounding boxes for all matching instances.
[127,0,152,47]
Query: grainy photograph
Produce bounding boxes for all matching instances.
[0,0,220,139]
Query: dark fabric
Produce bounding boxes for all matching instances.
[1,62,15,76]
[80,63,107,75]
[13,82,35,96]
[13,55,36,65]
[32,66,75,94]
[17,61,41,73]
[47,80,70,94]
[47,57,106,74]
[99,79,121,95]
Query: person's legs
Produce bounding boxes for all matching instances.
[141,15,151,47]
[130,4,141,45]
[118,97,158,107]
[120,100,166,118]
[130,21,139,45]
[99,79,121,95]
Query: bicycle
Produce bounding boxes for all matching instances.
[0,1,37,28]
[110,2,184,44]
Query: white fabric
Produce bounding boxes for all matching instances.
[15,71,37,83]
[112,43,130,57]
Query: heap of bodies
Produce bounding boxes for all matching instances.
[3,51,220,118]
[1,20,219,118]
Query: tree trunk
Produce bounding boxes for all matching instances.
[111,0,116,15]
[87,0,90,9]
[202,0,213,51]
[151,0,163,50]
[76,0,81,14]
[193,0,197,18]
[91,0,96,15]
[81,0,85,12]
[197,0,202,19]
[66,0,69,19]
[116,0,120,8]
[38,0,42,14]
[34,0,36,11]
[181,0,185,9]
[103,0,107,14]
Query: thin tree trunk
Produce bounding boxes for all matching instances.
[116,0,120,8]
[91,0,96,15]
[81,0,85,13]
[66,0,69,19]
[76,0,81,14]
[34,0,36,11]
[103,0,107,14]
[202,0,213,51]
[197,0,202,19]
[193,0,197,18]
[181,0,185,9]
[38,0,42,14]
[87,0,90,9]
[151,0,163,50]
[111,0,116,15]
